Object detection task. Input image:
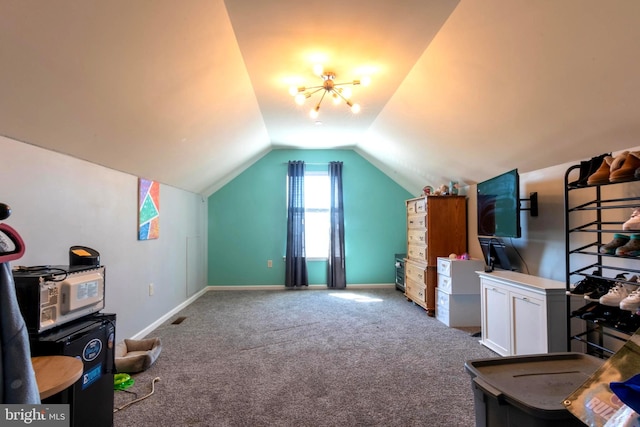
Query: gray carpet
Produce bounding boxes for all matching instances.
[113,288,497,426]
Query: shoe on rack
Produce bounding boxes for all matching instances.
[569,272,608,296]
[623,210,640,231]
[581,303,619,324]
[587,151,629,185]
[600,234,631,254]
[611,152,640,183]
[616,234,640,256]
[600,275,639,307]
[620,288,640,311]
[587,156,615,185]
[585,281,614,301]
[614,313,640,334]
[572,301,600,317]
[611,151,630,172]
[585,274,624,301]
[573,153,610,186]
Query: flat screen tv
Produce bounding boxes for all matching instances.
[477,169,521,238]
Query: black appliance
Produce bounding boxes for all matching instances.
[30,313,116,427]
[394,253,406,292]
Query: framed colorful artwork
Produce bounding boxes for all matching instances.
[138,178,160,240]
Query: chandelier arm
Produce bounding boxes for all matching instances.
[332,81,358,87]
[332,88,353,106]
[315,89,328,109]
[306,87,325,96]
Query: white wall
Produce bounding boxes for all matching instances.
[1,135,207,340]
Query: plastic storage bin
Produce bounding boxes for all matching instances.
[464,352,603,427]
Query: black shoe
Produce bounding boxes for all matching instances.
[568,276,601,296]
[583,273,626,301]
[584,277,617,301]
[568,160,591,187]
[574,153,610,187]
[572,301,600,317]
[615,313,640,333]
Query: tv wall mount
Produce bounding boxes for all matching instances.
[520,192,538,217]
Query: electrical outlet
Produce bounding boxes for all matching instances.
[267,260,273,268]
[149,283,154,296]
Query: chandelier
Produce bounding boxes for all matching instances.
[289,65,370,119]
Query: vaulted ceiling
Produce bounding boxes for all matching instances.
[1,1,639,195]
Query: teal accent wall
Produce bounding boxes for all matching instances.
[207,149,413,286]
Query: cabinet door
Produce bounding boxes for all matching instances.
[481,282,510,356]
[511,291,546,355]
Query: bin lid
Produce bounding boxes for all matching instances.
[465,352,603,416]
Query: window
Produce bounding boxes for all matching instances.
[303,171,330,259]
[286,170,331,259]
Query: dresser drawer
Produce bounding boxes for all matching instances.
[407,229,426,245]
[407,213,427,229]
[407,244,427,263]
[415,198,426,213]
[405,278,426,304]
[405,259,427,284]
[406,200,417,215]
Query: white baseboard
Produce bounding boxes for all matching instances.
[207,283,395,291]
[130,283,395,339]
[129,287,209,340]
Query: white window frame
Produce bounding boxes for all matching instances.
[303,171,330,260]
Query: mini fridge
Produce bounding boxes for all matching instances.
[30,313,116,427]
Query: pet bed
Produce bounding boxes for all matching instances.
[115,337,162,373]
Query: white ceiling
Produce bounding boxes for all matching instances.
[1,1,639,195]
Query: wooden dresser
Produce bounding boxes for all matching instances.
[404,195,467,315]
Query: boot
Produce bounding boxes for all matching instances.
[611,151,640,183]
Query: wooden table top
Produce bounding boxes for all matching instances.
[31,355,84,399]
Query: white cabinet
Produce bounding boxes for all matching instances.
[435,257,484,327]
[478,270,566,356]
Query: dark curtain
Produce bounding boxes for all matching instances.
[285,161,309,288]
[328,161,346,289]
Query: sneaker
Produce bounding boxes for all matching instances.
[600,276,638,306]
[620,287,640,311]
[600,283,630,306]
[600,234,630,254]
[623,210,640,231]
[585,274,624,301]
[585,281,614,301]
[616,234,640,256]
[569,274,607,296]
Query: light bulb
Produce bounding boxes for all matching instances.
[361,76,371,86]
[351,103,361,114]
[332,92,341,105]
[342,87,352,99]
[295,93,306,105]
[289,86,298,96]
[310,106,320,119]
[313,64,324,76]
